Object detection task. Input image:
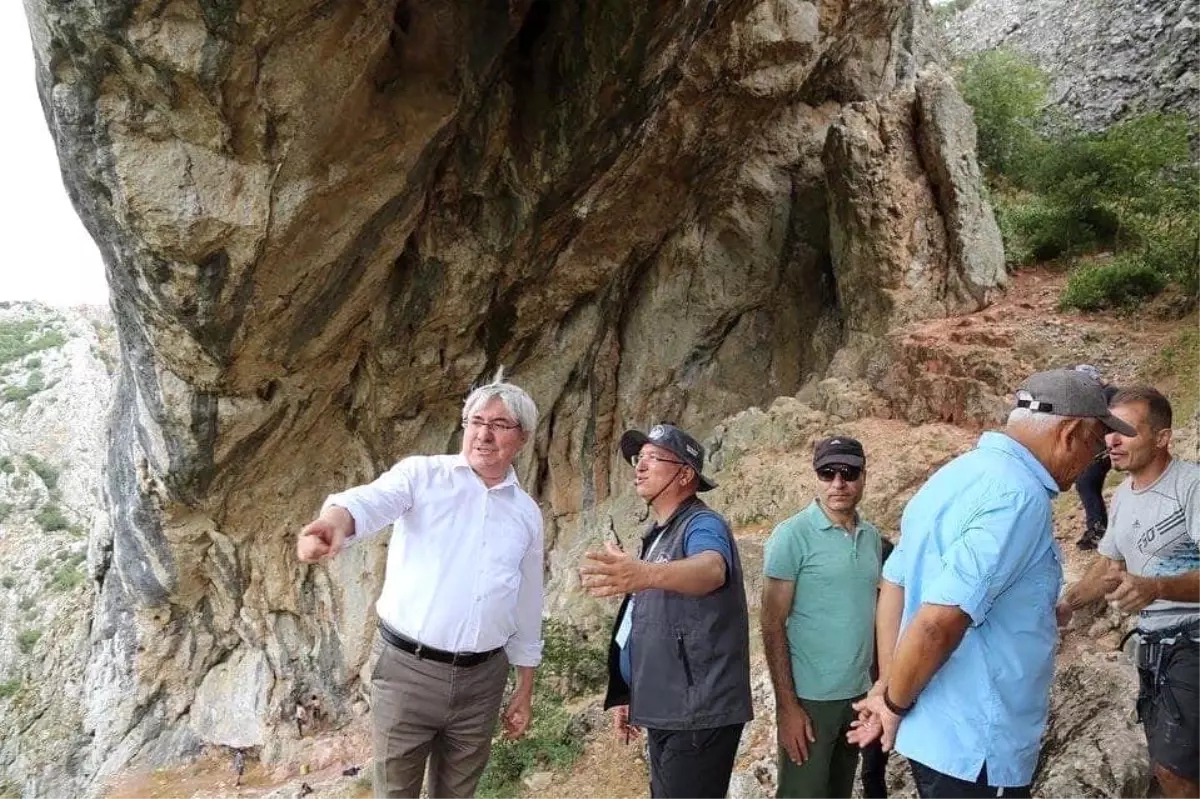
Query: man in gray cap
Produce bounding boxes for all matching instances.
[846,369,1134,798]
[580,423,753,798]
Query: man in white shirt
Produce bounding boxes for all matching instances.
[296,374,544,798]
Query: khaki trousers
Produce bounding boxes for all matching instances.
[370,635,509,798]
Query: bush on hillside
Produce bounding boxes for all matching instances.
[35,504,70,533]
[1059,256,1166,312]
[23,454,59,492]
[0,320,66,367]
[16,629,41,655]
[959,49,1048,177]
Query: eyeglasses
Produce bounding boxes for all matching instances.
[816,465,862,482]
[630,453,687,468]
[463,417,522,433]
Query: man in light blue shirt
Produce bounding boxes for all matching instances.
[846,369,1136,798]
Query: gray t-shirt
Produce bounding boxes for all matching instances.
[1099,458,1200,631]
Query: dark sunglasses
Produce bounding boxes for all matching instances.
[816,465,862,482]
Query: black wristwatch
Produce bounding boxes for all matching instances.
[883,687,914,717]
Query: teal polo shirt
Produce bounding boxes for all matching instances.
[764,500,883,701]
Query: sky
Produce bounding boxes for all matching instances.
[0,2,109,306]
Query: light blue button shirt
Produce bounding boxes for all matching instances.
[882,432,1063,787]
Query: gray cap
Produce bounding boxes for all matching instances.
[1016,369,1136,436]
[620,423,717,491]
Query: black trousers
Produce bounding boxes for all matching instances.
[1074,456,1111,537]
[647,724,744,798]
[860,740,889,798]
[910,760,1031,798]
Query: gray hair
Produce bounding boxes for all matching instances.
[1006,405,1070,435]
[462,368,539,432]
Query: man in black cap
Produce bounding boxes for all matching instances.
[580,423,753,798]
[762,436,884,797]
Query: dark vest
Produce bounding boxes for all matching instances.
[602,496,754,730]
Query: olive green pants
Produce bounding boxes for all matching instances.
[776,695,863,799]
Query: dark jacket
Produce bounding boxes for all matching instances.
[602,496,754,730]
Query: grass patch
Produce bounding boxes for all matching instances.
[16,628,41,654]
[49,563,84,592]
[1,370,49,404]
[0,678,20,699]
[0,456,13,474]
[35,504,70,532]
[0,576,14,589]
[0,503,11,523]
[17,596,35,612]
[0,319,66,367]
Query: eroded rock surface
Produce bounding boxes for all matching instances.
[20,0,1005,790]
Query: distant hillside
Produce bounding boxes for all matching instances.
[0,301,114,797]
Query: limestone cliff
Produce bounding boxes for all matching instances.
[20,0,1004,791]
[941,0,1199,130]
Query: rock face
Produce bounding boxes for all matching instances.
[21,0,1004,790]
[941,0,1199,130]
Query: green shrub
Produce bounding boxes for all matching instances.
[16,628,41,654]
[1060,256,1167,312]
[0,678,20,699]
[35,557,52,570]
[0,576,13,589]
[35,504,69,532]
[0,503,11,524]
[50,563,84,592]
[959,49,1048,177]
[476,694,583,798]
[23,454,59,491]
[539,619,608,696]
[0,320,67,367]
[996,194,1089,264]
[0,456,13,474]
[16,596,35,612]
[1,370,47,404]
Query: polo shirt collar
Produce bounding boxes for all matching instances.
[453,453,520,490]
[808,499,861,534]
[978,431,1059,495]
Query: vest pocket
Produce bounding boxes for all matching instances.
[677,633,695,687]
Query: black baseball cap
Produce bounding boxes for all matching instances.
[1017,369,1136,436]
[619,423,717,492]
[813,436,866,470]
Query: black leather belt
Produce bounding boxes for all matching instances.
[378,622,502,668]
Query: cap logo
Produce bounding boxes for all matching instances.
[831,439,841,445]
[1016,398,1054,413]
[649,425,666,440]
[685,444,699,457]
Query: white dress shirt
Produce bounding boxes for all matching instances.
[324,454,544,667]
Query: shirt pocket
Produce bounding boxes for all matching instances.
[483,531,527,597]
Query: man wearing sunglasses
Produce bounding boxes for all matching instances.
[846,369,1136,798]
[581,423,752,798]
[761,436,883,798]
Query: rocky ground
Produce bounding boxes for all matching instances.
[91,265,1198,798]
